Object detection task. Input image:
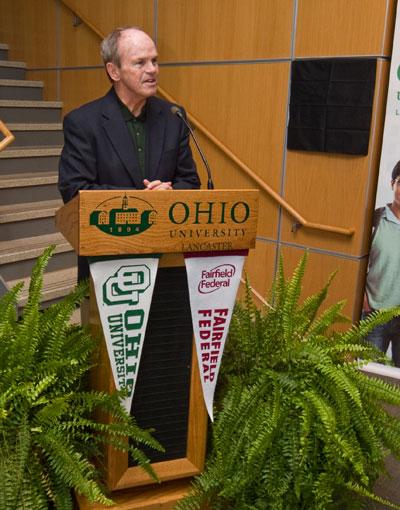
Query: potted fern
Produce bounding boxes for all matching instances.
[0,246,162,509]
[177,254,400,510]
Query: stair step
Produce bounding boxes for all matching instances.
[0,147,61,158]
[0,79,43,87]
[5,124,63,147]
[0,198,62,223]
[0,147,61,173]
[0,44,9,50]
[0,170,60,205]
[0,60,26,68]
[10,267,77,306]
[7,123,62,130]
[0,99,62,123]
[0,232,71,265]
[0,171,57,188]
[0,60,26,80]
[0,99,61,107]
[0,45,9,60]
[0,79,44,100]
[0,240,76,282]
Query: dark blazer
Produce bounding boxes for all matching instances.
[58,88,200,203]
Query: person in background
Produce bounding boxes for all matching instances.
[363,161,400,366]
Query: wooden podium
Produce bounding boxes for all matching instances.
[55,189,258,509]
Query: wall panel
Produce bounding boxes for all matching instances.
[295,0,396,57]
[0,0,56,67]
[157,0,294,62]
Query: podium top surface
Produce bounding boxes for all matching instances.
[55,189,259,256]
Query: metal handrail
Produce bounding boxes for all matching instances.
[59,0,355,237]
[0,120,15,152]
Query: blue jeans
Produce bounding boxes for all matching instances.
[362,312,400,367]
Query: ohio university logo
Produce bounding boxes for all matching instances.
[198,264,236,294]
[90,195,157,237]
[103,265,151,305]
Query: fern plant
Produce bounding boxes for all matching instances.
[0,246,162,510]
[177,254,400,510]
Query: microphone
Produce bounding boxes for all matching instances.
[171,106,214,190]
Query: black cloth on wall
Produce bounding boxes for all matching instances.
[287,58,377,155]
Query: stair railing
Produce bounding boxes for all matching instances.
[0,120,15,151]
[59,0,355,237]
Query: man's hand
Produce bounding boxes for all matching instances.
[143,179,172,190]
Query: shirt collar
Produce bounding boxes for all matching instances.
[384,204,400,225]
[118,97,147,122]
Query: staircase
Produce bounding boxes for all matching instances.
[0,42,77,308]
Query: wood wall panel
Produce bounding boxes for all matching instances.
[0,0,56,67]
[280,59,390,256]
[295,0,396,57]
[280,245,368,321]
[157,0,294,61]
[60,69,109,115]
[62,0,154,38]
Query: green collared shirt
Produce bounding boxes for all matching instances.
[119,102,146,178]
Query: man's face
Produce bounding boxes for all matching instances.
[108,29,159,104]
[392,176,400,207]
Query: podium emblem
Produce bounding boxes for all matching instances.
[90,195,157,236]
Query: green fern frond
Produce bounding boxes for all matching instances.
[0,247,162,509]
[178,254,400,510]
[296,270,339,338]
[343,307,400,346]
[346,481,400,509]
[307,299,347,337]
[0,281,22,338]
[282,252,308,342]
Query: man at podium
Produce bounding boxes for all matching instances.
[58,26,200,279]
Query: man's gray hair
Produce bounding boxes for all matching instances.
[100,26,145,67]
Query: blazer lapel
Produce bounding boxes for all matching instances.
[100,89,144,189]
[145,97,165,181]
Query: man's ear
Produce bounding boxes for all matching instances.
[106,62,120,82]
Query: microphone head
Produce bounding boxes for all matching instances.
[171,105,182,117]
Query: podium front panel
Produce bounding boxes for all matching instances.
[129,265,193,464]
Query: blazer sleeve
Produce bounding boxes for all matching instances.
[58,112,136,203]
